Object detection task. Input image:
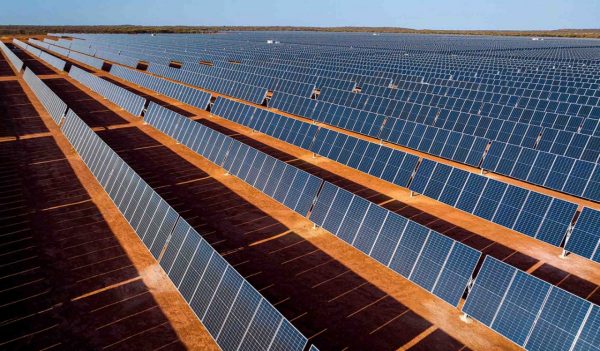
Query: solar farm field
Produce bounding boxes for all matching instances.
[1,32,599,351]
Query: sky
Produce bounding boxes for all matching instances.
[2,0,599,30]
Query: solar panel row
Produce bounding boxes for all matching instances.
[15,38,67,72]
[0,41,23,72]
[33,38,106,70]
[211,97,419,188]
[212,97,319,150]
[159,218,307,351]
[410,158,578,247]
[146,62,267,104]
[22,68,68,124]
[463,256,599,351]
[310,182,481,306]
[110,64,211,110]
[32,38,70,57]
[68,66,146,116]
[482,141,599,202]
[145,102,322,216]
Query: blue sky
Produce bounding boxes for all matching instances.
[2,0,599,30]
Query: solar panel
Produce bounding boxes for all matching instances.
[463,256,598,351]
[22,68,68,124]
[565,207,600,264]
[410,158,577,247]
[0,41,24,72]
[69,66,146,116]
[310,181,480,306]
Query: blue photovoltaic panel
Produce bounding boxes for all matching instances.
[565,207,600,263]
[309,181,479,306]
[463,256,598,351]
[572,305,600,351]
[410,158,577,248]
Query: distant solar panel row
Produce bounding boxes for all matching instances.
[22,68,67,124]
[23,69,310,351]
[212,96,319,150]
[111,48,356,97]
[410,159,578,247]
[211,97,419,188]
[147,63,267,104]
[67,50,105,70]
[110,65,212,110]
[270,91,489,167]
[322,82,599,136]
[32,38,70,57]
[144,102,482,307]
[33,38,105,70]
[463,256,599,351]
[69,66,146,116]
[94,48,140,68]
[0,41,23,72]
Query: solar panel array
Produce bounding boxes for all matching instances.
[463,256,599,351]
[69,66,147,116]
[144,102,482,307]
[21,68,310,351]
[39,33,600,350]
[56,31,594,202]
[0,41,24,72]
[54,37,600,266]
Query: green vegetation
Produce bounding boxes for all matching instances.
[1,25,600,38]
